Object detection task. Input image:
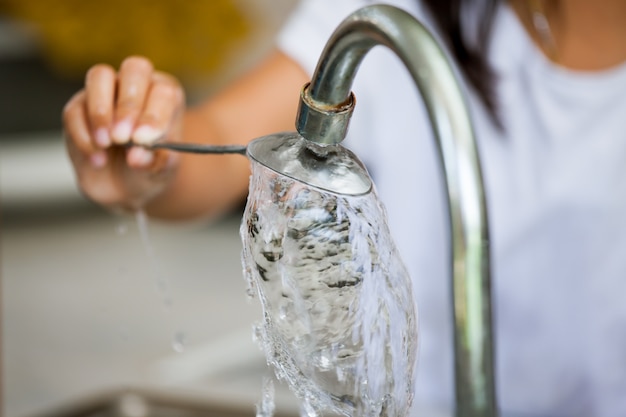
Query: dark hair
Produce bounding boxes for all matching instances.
[421,0,502,127]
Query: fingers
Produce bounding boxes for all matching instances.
[112,56,154,144]
[63,90,108,169]
[85,64,116,148]
[63,56,183,211]
[127,71,184,169]
[133,71,184,145]
[126,146,155,168]
[66,56,184,173]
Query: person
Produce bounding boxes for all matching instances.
[63,0,626,415]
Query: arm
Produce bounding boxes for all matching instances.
[63,49,309,220]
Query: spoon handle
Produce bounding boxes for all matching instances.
[135,142,247,155]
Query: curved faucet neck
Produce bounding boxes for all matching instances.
[295,5,498,417]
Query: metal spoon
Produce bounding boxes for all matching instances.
[129,141,247,155]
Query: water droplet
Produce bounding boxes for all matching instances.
[246,286,256,299]
[318,354,331,369]
[256,376,275,417]
[336,366,346,382]
[243,267,257,299]
[278,304,288,320]
[117,393,149,417]
[115,222,129,236]
[299,397,319,417]
[134,210,176,313]
[252,323,265,347]
[172,331,186,353]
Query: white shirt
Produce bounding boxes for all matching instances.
[278,1,626,416]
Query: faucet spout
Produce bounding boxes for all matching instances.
[296,5,497,417]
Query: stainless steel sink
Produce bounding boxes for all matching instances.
[30,388,298,417]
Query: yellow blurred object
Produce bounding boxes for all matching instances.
[2,0,250,82]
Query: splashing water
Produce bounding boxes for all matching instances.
[134,210,185,353]
[172,331,187,353]
[135,210,174,311]
[115,221,129,236]
[256,376,276,417]
[241,162,418,417]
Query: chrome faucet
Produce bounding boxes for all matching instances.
[250,4,497,417]
[141,4,497,416]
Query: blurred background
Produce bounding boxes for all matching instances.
[0,1,305,416]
